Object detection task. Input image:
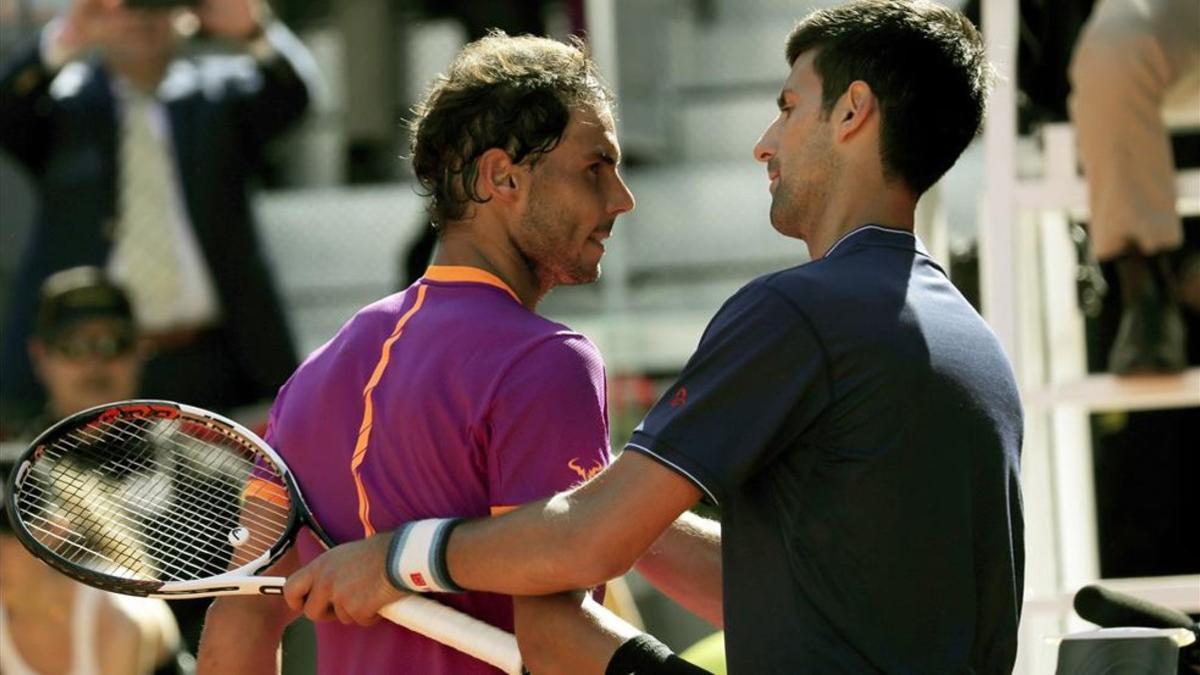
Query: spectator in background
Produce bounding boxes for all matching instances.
[0,266,186,675]
[0,0,321,430]
[1069,0,1200,374]
[19,267,141,435]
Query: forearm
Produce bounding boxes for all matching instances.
[448,490,622,595]
[198,548,300,674]
[238,20,321,144]
[445,455,701,595]
[196,595,296,675]
[636,512,723,627]
[514,592,638,675]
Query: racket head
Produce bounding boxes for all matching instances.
[4,400,304,598]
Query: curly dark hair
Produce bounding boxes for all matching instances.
[408,31,613,227]
[786,0,993,195]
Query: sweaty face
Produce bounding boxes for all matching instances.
[33,319,141,418]
[512,105,635,290]
[753,50,841,240]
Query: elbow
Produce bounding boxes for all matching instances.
[558,527,638,590]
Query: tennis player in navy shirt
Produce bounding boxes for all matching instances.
[288,2,1025,672]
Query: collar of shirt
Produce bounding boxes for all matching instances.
[823,224,927,260]
[422,265,520,304]
[110,76,171,140]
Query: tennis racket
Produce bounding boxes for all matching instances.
[3,400,523,674]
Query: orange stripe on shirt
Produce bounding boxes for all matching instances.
[350,283,429,537]
[489,505,520,516]
[422,266,520,303]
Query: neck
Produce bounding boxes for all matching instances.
[806,169,915,259]
[109,56,169,94]
[430,221,546,310]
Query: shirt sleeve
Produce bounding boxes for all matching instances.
[625,280,831,505]
[485,332,611,511]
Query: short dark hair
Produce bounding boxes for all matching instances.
[409,31,613,227]
[786,0,992,195]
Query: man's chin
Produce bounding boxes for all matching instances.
[561,265,601,287]
[768,213,805,241]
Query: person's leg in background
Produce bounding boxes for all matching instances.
[1069,0,1200,373]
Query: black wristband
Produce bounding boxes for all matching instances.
[605,634,712,675]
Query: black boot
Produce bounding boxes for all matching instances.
[1107,251,1187,375]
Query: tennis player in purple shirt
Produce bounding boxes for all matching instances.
[198,32,712,675]
[263,265,613,674]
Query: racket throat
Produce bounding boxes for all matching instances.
[152,575,287,598]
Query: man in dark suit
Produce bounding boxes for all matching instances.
[0,0,319,428]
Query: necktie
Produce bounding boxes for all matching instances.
[111,90,182,330]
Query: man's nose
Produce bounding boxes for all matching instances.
[609,176,635,216]
[753,121,779,163]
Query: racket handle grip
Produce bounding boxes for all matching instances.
[378,595,523,675]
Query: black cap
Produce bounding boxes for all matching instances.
[35,267,135,341]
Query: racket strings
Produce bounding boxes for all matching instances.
[18,472,161,577]
[13,412,294,584]
[23,416,286,579]
[71,419,290,543]
[52,420,285,554]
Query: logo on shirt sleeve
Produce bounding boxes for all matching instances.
[669,386,688,408]
[568,457,604,481]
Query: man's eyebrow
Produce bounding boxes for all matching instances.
[590,146,621,165]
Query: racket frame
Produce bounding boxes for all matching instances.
[4,399,526,674]
[3,399,323,598]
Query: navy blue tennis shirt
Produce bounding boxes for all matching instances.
[628,225,1024,673]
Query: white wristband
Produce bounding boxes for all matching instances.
[387,518,465,593]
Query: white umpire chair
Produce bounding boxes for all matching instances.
[977,0,1200,672]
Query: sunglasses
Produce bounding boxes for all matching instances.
[49,334,136,360]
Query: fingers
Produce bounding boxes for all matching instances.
[281,563,312,613]
[282,555,378,626]
[279,536,400,627]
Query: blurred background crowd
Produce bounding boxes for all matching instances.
[0,1,1195,673]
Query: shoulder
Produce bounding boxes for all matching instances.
[500,329,605,388]
[708,269,821,329]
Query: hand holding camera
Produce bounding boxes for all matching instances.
[53,0,268,65]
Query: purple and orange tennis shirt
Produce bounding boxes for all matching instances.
[265,265,611,675]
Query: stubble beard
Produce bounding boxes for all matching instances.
[520,192,600,292]
[770,132,838,243]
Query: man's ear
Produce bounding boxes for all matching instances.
[475,148,521,203]
[834,80,875,142]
